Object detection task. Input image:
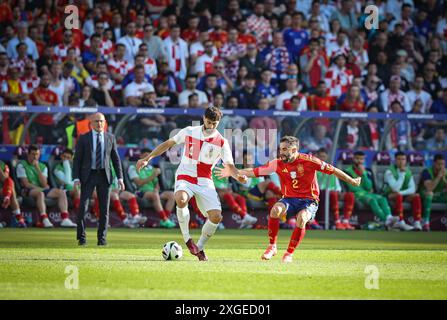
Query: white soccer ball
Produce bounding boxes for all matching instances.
[162,241,183,261]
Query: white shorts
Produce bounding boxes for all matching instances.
[174,180,222,217]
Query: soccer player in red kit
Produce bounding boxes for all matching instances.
[216,136,361,263]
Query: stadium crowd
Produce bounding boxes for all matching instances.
[1,0,447,230]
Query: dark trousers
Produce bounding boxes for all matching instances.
[77,169,111,242]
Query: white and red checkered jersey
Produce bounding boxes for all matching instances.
[10,57,33,74]
[107,57,132,90]
[325,66,353,97]
[83,38,114,59]
[247,14,272,43]
[171,125,234,186]
[194,53,218,75]
[20,75,40,94]
[54,44,81,62]
[143,57,157,79]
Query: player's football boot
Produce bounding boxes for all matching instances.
[309,220,323,230]
[42,217,54,228]
[60,218,77,228]
[123,217,137,228]
[17,218,27,228]
[240,213,258,229]
[394,220,414,231]
[342,220,355,230]
[413,220,422,231]
[160,219,176,228]
[197,250,208,261]
[282,252,293,263]
[261,244,277,260]
[335,220,345,230]
[132,214,148,226]
[185,238,199,256]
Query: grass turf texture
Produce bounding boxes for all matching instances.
[0,229,446,299]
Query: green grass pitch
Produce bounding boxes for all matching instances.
[0,228,446,299]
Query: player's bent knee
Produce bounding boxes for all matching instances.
[208,210,222,224]
[296,211,308,229]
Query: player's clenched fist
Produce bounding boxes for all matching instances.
[352,177,362,187]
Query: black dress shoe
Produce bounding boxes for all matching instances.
[97,240,108,246]
[78,239,87,246]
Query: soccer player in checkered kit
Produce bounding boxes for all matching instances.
[136,107,247,261]
[216,136,362,263]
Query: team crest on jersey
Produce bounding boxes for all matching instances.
[297,164,304,176]
[206,146,214,158]
[290,171,297,179]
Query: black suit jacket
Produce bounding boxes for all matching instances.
[73,130,123,185]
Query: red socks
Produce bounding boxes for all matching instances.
[268,216,280,245]
[73,197,80,211]
[330,191,339,221]
[394,193,404,220]
[343,192,354,220]
[412,194,422,221]
[112,199,126,220]
[128,197,140,216]
[266,198,278,212]
[2,177,13,198]
[158,210,168,220]
[287,227,306,254]
[61,212,69,220]
[223,192,245,217]
[266,182,281,196]
[234,194,247,217]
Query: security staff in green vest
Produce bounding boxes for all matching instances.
[128,148,176,228]
[383,152,420,231]
[16,145,77,228]
[418,154,447,232]
[345,151,399,229]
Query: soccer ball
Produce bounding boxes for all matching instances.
[162,241,183,261]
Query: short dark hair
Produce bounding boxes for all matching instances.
[62,148,74,156]
[395,151,406,158]
[434,154,445,162]
[354,151,365,157]
[280,136,299,147]
[28,144,40,153]
[204,106,222,121]
[141,148,151,154]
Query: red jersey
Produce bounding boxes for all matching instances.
[253,153,335,201]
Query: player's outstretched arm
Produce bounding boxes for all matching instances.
[136,139,176,172]
[333,167,361,187]
[214,165,249,183]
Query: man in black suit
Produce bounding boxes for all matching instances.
[73,112,124,246]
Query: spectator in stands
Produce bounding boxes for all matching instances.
[239,43,265,78]
[61,62,80,98]
[276,77,307,111]
[16,145,76,228]
[81,34,102,74]
[261,31,290,84]
[91,72,114,107]
[315,148,355,230]
[117,22,143,64]
[422,62,443,98]
[142,23,167,62]
[426,128,447,151]
[387,100,412,151]
[300,37,327,89]
[49,61,68,106]
[124,65,155,106]
[379,75,411,112]
[53,148,80,213]
[326,29,350,60]
[330,0,358,33]
[107,44,132,92]
[247,2,272,44]
[0,159,25,227]
[11,42,32,75]
[209,15,228,50]
[128,148,177,228]
[78,85,92,108]
[418,154,447,232]
[179,74,208,108]
[306,81,336,111]
[383,151,421,231]
[256,68,278,108]
[430,88,447,114]
[231,73,261,110]
[194,40,218,78]
[337,85,366,112]
[283,11,308,63]
[345,151,399,229]
[163,25,189,81]
[220,28,246,82]
[351,35,369,71]
[6,21,39,60]
[406,75,432,113]
[155,79,178,108]
[364,75,381,107]
[1,65,29,106]
[325,52,353,98]
[30,74,58,143]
